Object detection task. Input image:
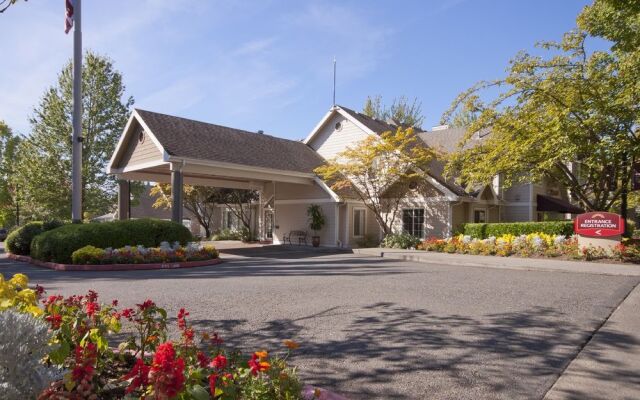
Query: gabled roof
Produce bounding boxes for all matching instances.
[122,109,326,174]
[418,126,491,154]
[337,106,399,134]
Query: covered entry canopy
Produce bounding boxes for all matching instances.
[107,109,331,226]
[536,194,584,214]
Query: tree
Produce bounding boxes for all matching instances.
[0,121,20,227]
[150,184,218,238]
[443,31,639,212]
[12,51,133,220]
[315,127,434,235]
[446,108,478,128]
[362,95,425,128]
[0,0,26,13]
[209,189,260,240]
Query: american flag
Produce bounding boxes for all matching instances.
[64,0,74,34]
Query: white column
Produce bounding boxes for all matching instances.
[257,190,264,241]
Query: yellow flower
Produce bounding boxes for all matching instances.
[254,350,268,361]
[283,339,300,350]
[9,273,28,289]
[17,288,36,305]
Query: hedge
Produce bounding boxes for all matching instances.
[460,220,574,239]
[5,220,64,256]
[30,219,193,264]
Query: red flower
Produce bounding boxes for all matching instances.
[35,284,45,297]
[86,290,98,303]
[208,373,218,396]
[85,301,99,317]
[121,308,134,320]
[197,351,209,368]
[248,353,270,376]
[72,343,97,384]
[210,332,224,346]
[137,299,155,311]
[122,358,151,394]
[149,342,186,398]
[177,308,189,330]
[210,354,227,370]
[46,313,62,329]
[111,299,119,307]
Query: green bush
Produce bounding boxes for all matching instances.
[381,233,422,249]
[5,220,64,256]
[71,245,105,265]
[31,219,193,264]
[461,220,574,239]
[211,228,243,241]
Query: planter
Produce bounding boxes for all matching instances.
[7,253,223,271]
[312,236,320,247]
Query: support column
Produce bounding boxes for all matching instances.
[171,163,183,223]
[257,189,264,241]
[117,180,130,220]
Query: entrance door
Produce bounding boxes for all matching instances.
[264,210,274,240]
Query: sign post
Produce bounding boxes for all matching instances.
[574,212,624,250]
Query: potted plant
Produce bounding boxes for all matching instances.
[307,204,325,247]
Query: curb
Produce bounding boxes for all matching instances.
[6,253,223,271]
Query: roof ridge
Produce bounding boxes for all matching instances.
[134,108,304,145]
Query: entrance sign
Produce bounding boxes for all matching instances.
[574,212,624,237]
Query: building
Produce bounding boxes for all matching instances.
[107,105,582,247]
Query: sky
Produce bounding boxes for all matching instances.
[1,0,598,140]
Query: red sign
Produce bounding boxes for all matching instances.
[574,212,624,237]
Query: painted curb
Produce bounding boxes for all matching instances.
[7,253,223,271]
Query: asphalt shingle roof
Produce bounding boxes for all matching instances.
[136,109,325,174]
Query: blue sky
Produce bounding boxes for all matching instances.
[1,0,595,140]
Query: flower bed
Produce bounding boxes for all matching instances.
[416,233,640,263]
[71,242,219,265]
[0,272,343,399]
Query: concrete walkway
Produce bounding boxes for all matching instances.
[355,248,640,399]
[353,248,640,276]
[544,282,640,400]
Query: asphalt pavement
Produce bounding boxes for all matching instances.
[1,244,638,399]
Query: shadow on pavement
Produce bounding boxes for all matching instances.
[189,303,638,400]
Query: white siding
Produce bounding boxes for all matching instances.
[307,114,370,160]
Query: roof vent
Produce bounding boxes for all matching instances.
[432,125,449,131]
[257,130,264,134]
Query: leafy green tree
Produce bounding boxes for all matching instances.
[209,189,260,240]
[443,31,638,212]
[315,127,434,234]
[150,184,218,238]
[13,51,133,220]
[0,121,20,227]
[363,95,425,128]
[446,108,478,128]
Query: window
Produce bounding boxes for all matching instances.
[225,209,236,229]
[473,209,486,223]
[335,121,343,131]
[353,208,365,237]
[402,209,424,238]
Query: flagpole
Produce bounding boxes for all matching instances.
[71,0,82,223]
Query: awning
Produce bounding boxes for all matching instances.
[536,194,584,214]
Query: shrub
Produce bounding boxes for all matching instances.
[5,220,64,256]
[461,220,574,239]
[211,228,243,241]
[30,219,193,264]
[71,243,219,265]
[381,233,422,249]
[355,234,380,248]
[0,311,63,399]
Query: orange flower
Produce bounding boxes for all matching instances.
[259,361,271,371]
[254,350,268,361]
[283,339,300,350]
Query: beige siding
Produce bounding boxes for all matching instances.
[502,205,531,222]
[273,203,337,246]
[307,114,370,160]
[451,203,467,233]
[118,125,164,168]
[274,182,331,200]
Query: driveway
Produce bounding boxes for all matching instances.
[1,244,638,399]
